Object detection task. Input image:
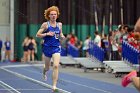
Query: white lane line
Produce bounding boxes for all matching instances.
[0,81,21,93]
[0,64,43,68]
[0,89,51,91]
[0,67,71,93]
[59,79,112,93]
[20,67,112,93]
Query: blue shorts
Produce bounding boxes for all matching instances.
[42,46,61,58]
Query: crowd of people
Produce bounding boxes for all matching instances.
[60,24,140,61]
[107,24,140,60]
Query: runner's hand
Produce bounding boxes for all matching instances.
[46,32,55,36]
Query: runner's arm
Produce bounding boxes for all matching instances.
[58,22,65,39]
[36,23,48,38]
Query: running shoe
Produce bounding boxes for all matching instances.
[52,89,59,93]
[42,68,47,81]
[52,86,59,92]
[122,70,137,87]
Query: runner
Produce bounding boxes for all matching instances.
[36,6,65,91]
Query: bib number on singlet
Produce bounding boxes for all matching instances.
[55,33,60,39]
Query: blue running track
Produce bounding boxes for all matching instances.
[0,62,138,93]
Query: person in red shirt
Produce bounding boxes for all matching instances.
[69,34,76,45]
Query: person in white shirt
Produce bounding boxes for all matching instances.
[94,31,101,47]
[83,36,91,57]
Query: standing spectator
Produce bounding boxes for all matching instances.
[0,38,2,61]
[22,36,29,62]
[69,33,76,45]
[114,25,124,52]
[108,31,114,60]
[101,34,109,60]
[127,27,135,45]
[122,25,129,41]
[28,37,37,62]
[94,31,101,47]
[115,25,123,44]
[111,39,119,60]
[4,37,11,61]
[83,36,91,57]
[110,30,120,60]
[75,37,83,57]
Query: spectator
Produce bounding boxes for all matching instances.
[0,38,2,61]
[75,37,83,57]
[69,33,76,45]
[111,39,120,60]
[4,37,11,61]
[101,34,109,60]
[94,31,101,47]
[22,36,29,62]
[83,36,91,57]
[131,33,140,50]
[28,37,37,62]
[127,28,135,43]
[122,25,129,41]
[108,31,114,60]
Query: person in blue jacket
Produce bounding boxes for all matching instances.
[4,37,11,61]
[36,6,65,91]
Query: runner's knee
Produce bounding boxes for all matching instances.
[53,65,59,69]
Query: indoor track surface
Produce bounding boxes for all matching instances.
[0,62,138,93]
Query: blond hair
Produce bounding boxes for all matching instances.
[44,6,60,20]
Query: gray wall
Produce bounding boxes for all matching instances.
[0,0,10,44]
